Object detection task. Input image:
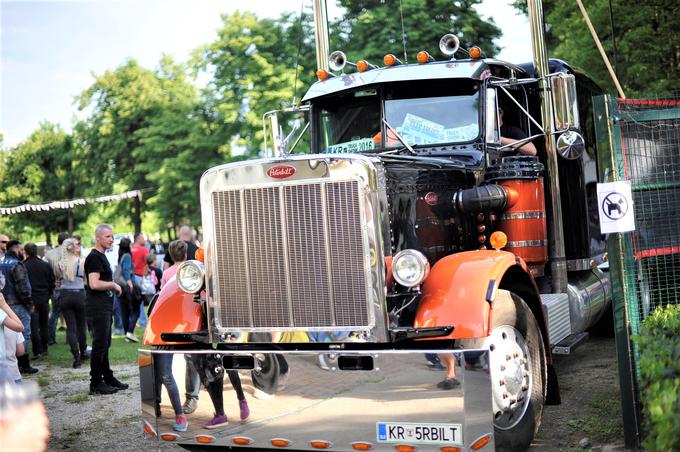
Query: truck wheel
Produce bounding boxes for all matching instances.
[462,289,547,451]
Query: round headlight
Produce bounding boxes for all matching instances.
[176,260,205,293]
[392,249,430,288]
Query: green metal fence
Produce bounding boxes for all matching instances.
[594,95,680,447]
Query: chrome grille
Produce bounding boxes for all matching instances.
[211,180,370,329]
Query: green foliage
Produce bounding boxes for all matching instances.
[634,303,680,451]
[337,0,501,64]
[513,0,680,97]
[0,123,90,242]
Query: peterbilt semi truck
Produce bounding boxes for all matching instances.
[138,1,611,451]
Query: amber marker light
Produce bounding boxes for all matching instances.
[142,420,157,438]
[441,447,461,452]
[233,437,254,445]
[394,445,417,452]
[160,433,179,441]
[469,46,482,59]
[271,438,292,447]
[490,231,508,250]
[195,246,205,263]
[352,442,375,451]
[316,69,331,81]
[195,434,217,444]
[311,440,333,449]
[138,352,152,367]
[470,433,493,450]
[417,51,434,64]
[383,54,402,66]
[357,60,376,72]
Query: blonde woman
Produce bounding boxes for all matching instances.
[59,238,88,368]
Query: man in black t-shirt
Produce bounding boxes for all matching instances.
[84,223,127,395]
[163,224,197,269]
[499,107,537,156]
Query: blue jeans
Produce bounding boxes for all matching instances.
[48,289,61,342]
[184,354,200,401]
[10,303,31,348]
[154,353,182,415]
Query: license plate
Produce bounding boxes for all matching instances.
[376,422,463,445]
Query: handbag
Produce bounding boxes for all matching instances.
[113,254,129,288]
[140,274,156,295]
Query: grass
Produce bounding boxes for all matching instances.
[64,393,90,403]
[566,393,624,443]
[39,326,151,369]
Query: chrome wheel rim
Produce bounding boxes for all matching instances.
[485,324,533,430]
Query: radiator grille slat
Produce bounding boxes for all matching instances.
[327,181,370,326]
[211,180,370,329]
[285,185,333,326]
[212,191,250,327]
[245,187,290,327]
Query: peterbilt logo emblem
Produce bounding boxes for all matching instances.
[267,165,296,179]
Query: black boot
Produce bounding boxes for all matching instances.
[19,353,39,374]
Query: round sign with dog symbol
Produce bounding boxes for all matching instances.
[597,181,635,233]
[602,192,628,220]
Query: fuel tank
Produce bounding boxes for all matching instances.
[567,268,611,333]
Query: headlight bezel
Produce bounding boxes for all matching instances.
[391,249,430,288]
[176,260,205,294]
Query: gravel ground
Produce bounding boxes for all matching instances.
[33,336,626,452]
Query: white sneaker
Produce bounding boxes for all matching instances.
[125,332,140,343]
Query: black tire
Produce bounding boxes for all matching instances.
[460,289,547,452]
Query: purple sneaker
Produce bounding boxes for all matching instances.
[205,413,228,429]
[239,399,250,421]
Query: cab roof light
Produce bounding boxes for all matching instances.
[316,69,335,81]
[440,447,461,452]
[160,433,180,441]
[469,46,483,59]
[383,54,402,67]
[417,51,435,64]
[357,60,377,72]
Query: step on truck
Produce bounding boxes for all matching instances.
[138,1,611,450]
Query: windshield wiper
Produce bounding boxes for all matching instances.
[380,118,416,155]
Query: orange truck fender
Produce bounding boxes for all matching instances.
[414,250,549,347]
[142,277,203,346]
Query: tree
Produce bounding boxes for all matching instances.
[513,0,680,97]
[76,57,204,233]
[0,123,89,242]
[336,0,502,64]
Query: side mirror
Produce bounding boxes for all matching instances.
[263,107,309,157]
[552,73,580,132]
[556,130,585,160]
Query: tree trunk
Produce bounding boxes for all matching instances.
[133,196,142,234]
[45,226,52,247]
[67,209,74,234]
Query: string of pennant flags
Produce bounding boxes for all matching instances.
[0,190,141,216]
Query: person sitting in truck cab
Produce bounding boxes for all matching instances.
[499,107,537,156]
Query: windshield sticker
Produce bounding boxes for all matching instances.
[443,124,478,142]
[401,113,445,144]
[327,138,375,153]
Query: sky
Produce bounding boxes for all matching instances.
[1,0,532,148]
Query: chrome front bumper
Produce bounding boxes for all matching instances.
[139,348,494,451]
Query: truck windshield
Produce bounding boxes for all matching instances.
[383,92,480,148]
[316,82,481,155]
